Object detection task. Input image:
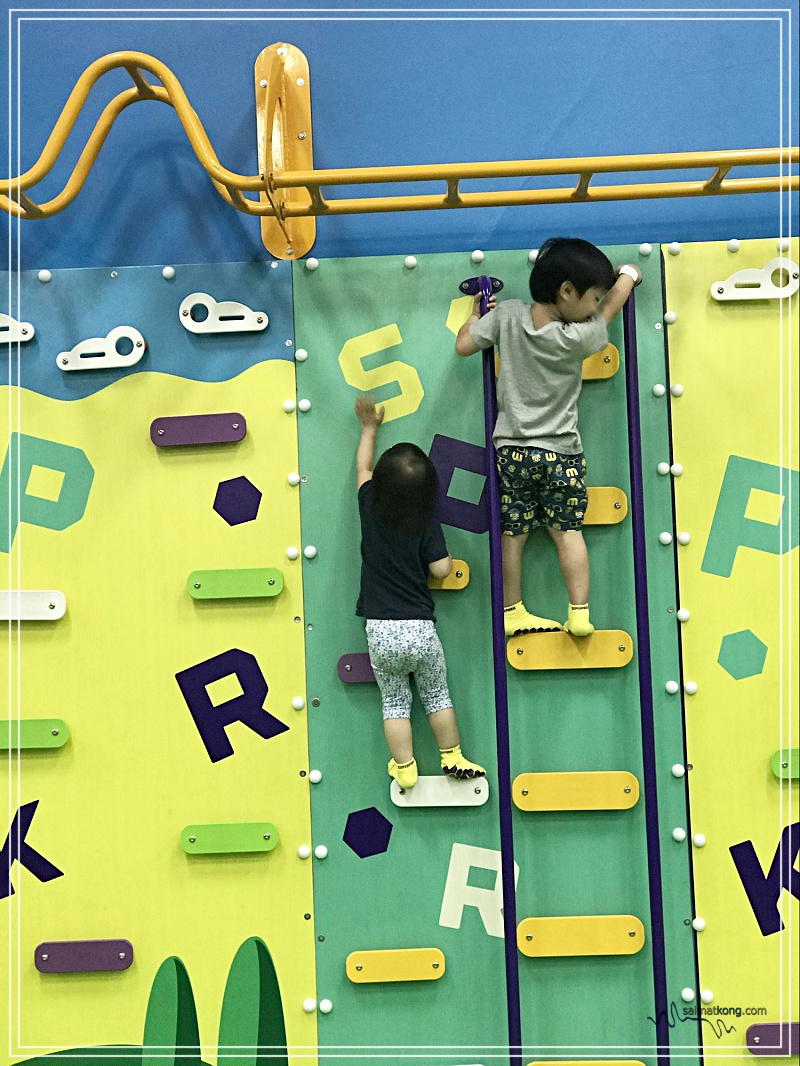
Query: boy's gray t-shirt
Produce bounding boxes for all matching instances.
[468,300,608,454]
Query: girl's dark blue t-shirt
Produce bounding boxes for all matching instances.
[355,480,448,621]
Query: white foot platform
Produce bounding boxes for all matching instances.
[390,774,489,808]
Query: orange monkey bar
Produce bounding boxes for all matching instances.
[1,45,798,260]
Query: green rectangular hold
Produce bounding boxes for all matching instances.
[187,568,283,600]
[180,822,278,855]
[771,749,799,780]
[0,719,69,749]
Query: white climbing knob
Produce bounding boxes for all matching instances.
[672,827,686,842]
[309,769,322,784]
[671,764,686,778]
[287,472,301,486]
[404,256,417,269]
[314,845,328,859]
[286,546,300,560]
[295,348,308,362]
[677,608,690,623]
[298,398,311,412]
[528,249,539,263]
[302,998,316,1012]
[665,680,679,694]
[292,697,305,710]
[684,681,698,695]
[677,531,690,545]
[659,532,673,545]
[670,463,683,477]
[305,257,319,271]
[668,242,681,256]
[652,384,666,397]
[727,239,740,253]
[693,833,706,848]
[304,545,317,559]
[283,399,296,413]
[38,269,52,283]
[664,311,677,325]
[692,917,706,931]
[657,462,670,475]
[670,383,684,397]
[701,990,714,1004]
[777,237,790,252]
[471,249,484,263]
[319,999,333,1014]
[681,988,695,1002]
[161,266,175,280]
[639,243,652,256]
[297,845,311,859]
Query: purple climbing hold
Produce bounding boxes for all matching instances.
[35,939,134,974]
[213,476,262,526]
[337,653,375,684]
[343,807,393,858]
[747,1021,798,1055]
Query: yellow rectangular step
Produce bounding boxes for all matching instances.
[584,487,627,524]
[508,630,633,670]
[346,947,445,983]
[517,915,645,957]
[512,771,639,812]
[583,343,619,379]
[427,559,469,590]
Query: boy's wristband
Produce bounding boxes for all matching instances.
[617,264,641,285]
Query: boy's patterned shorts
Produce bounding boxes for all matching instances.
[497,446,588,535]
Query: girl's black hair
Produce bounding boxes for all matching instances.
[371,443,438,534]
[529,237,616,303]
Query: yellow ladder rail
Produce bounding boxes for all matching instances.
[1,47,798,260]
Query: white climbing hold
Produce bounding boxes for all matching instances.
[777,237,790,252]
[652,384,666,397]
[657,462,671,476]
[309,769,322,784]
[665,680,679,695]
[161,266,175,280]
[664,311,677,325]
[305,258,319,271]
[700,990,714,1004]
[287,472,301,486]
[670,463,683,477]
[528,249,539,263]
[298,398,311,412]
[677,531,690,545]
[639,243,652,256]
[283,399,296,413]
[286,546,300,560]
[727,239,740,253]
[677,608,690,623]
[693,833,706,848]
[314,845,328,859]
[684,681,698,695]
[670,383,684,397]
[292,697,306,711]
[295,348,308,362]
[681,988,695,1002]
[672,827,686,842]
[302,997,316,1012]
[668,242,681,256]
[304,545,317,559]
[38,269,52,283]
[692,917,706,931]
[671,764,686,778]
[659,531,673,546]
[471,249,484,264]
[404,256,417,269]
[297,845,311,859]
[319,999,333,1014]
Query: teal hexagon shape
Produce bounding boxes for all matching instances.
[718,629,768,680]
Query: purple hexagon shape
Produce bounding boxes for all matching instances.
[343,806,393,858]
[213,476,262,526]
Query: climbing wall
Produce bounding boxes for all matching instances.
[663,238,799,1058]
[1,262,315,1063]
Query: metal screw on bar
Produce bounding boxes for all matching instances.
[119,952,126,959]
[41,954,48,961]
[754,1037,760,1044]
[259,79,267,88]
[256,317,264,324]
[189,836,196,842]
[297,78,305,86]
[136,340,143,347]
[286,247,293,256]
[345,664,351,671]
[517,647,523,655]
[157,428,164,435]
[52,729,58,735]
[629,930,636,937]
[522,789,529,795]
[474,787,481,794]
[312,698,320,707]
[455,570,463,578]
[21,327,28,335]
[793,272,799,279]
[783,761,789,768]
[49,603,55,609]
[276,47,285,55]
[604,355,611,363]
[624,786,631,793]
[263,834,270,840]
[268,578,275,585]
[232,423,240,429]
[60,357,69,365]
[298,132,307,140]
[399,788,405,794]
[525,934,532,941]
[614,502,621,508]
[432,962,439,969]
[717,286,724,294]
[619,644,626,651]
[356,964,362,970]
[182,309,189,316]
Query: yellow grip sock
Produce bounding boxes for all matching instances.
[564,602,595,636]
[439,745,486,779]
[388,757,418,789]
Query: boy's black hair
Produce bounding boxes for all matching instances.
[371,443,438,535]
[529,237,616,303]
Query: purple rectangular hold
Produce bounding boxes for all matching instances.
[338,653,375,684]
[35,939,133,973]
[150,413,246,447]
[747,1022,798,1055]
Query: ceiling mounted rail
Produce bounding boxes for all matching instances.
[2,45,798,260]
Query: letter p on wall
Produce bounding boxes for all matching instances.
[0,433,94,552]
[702,455,799,578]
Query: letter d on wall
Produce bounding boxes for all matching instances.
[0,433,94,553]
